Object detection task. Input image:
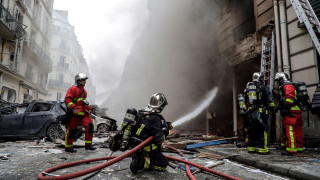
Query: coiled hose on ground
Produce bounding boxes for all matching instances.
[37,136,242,180]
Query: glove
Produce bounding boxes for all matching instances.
[72,109,78,115]
[280,108,290,117]
[162,127,169,136]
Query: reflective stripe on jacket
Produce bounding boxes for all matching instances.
[64,85,91,111]
[282,84,301,113]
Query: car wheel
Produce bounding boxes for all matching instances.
[47,124,65,141]
[97,123,110,134]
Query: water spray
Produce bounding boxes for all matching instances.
[172,87,219,127]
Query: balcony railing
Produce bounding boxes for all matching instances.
[48,79,71,89]
[0,3,26,38]
[26,38,52,68]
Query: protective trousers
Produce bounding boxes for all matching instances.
[280,114,301,154]
[247,121,269,154]
[141,144,168,171]
[65,113,93,149]
[295,114,303,152]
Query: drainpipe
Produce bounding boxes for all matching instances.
[233,70,237,136]
[274,0,283,72]
[279,0,291,77]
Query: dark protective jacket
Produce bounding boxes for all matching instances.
[244,81,275,129]
[134,112,168,145]
[245,81,275,110]
[65,85,91,116]
[133,111,169,170]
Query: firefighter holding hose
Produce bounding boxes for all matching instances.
[130,93,172,174]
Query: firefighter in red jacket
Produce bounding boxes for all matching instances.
[64,73,96,152]
[275,72,302,155]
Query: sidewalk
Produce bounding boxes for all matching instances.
[200,145,320,180]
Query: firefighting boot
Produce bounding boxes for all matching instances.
[281,151,295,156]
[85,146,96,150]
[65,148,77,153]
[130,153,143,174]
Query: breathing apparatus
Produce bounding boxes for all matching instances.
[237,94,247,115]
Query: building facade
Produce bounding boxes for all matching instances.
[48,10,96,104]
[218,0,320,145]
[0,0,53,106]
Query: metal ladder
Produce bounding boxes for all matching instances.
[291,0,320,55]
[260,32,276,91]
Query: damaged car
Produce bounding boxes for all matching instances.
[0,101,117,141]
[92,114,117,134]
[0,101,66,141]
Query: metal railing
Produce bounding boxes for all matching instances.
[0,3,26,38]
[26,38,52,68]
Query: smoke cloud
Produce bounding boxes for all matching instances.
[103,0,231,133]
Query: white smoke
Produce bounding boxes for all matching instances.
[172,87,219,127]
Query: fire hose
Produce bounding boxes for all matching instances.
[37,136,242,180]
[163,145,196,180]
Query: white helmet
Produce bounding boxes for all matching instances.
[274,72,290,88]
[147,93,168,113]
[252,72,261,82]
[275,72,289,83]
[75,73,88,85]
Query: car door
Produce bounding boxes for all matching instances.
[0,110,26,136]
[23,103,53,135]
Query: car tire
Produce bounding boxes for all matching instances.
[97,123,110,134]
[47,124,65,141]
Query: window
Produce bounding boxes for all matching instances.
[1,86,16,102]
[9,53,15,71]
[57,92,62,101]
[31,103,53,112]
[26,64,34,81]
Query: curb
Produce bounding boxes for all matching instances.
[201,148,320,180]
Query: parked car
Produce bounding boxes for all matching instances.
[0,101,66,141]
[92,114,118,134]
[0,101,117,141]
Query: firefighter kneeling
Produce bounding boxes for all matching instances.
[110,93,172,174]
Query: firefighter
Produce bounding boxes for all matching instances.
[244,72,275,155]
[64,73,96,152]
[274,72,302,155]
[129,93,171,174]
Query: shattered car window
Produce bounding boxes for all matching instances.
[17,106,27,114]
[31,104,53,112]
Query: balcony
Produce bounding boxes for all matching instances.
[25,38,52,70]
[48,79,71,89]
[52,26,72,37]
[57,62,69,70]
[0,3,26,39]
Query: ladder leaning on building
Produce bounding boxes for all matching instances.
[290,0,320,55]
